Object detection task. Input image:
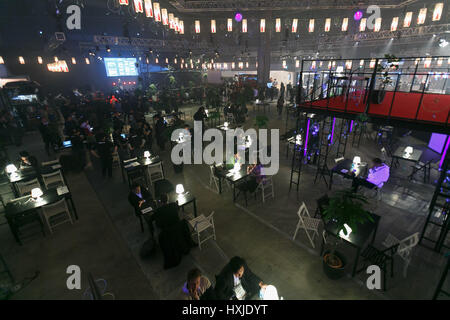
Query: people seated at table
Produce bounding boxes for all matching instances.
[237,161,263,194]
[352,158,390,192]
[215,256,267,300]
[19,151,38,170]
[180,268,214,300]
[128,183,154,210]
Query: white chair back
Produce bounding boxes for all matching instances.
[398,232,420,256]
[147,162,164,184]
[41,170,65,189]
[42,159,60,167]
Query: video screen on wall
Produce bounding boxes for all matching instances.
[104,58,138,77]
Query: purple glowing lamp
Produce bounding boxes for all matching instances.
[354,11,363,21]
[235,12,243,22]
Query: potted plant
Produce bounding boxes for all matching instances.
[373,54,400,104]
[321,189,373,279]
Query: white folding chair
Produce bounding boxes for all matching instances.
[41,170,65,190]
[257,175,274,203]
[41,198,73,234]
[17,178,41,196]
[189,211,216,250]
[209,165,221,193]
[41,159,60,167]
[147,162,164,185]
[293,202,321,248]
[382,232,420,278]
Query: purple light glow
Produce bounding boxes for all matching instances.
[354,11,363,21]
[429,133,448,154]
[330,117,336,144]
[304,118,311,156]
[235,13,243,22]
[439,136,450,169]
[350,120,354,132]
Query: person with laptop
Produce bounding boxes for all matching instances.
[215,256,267,300]
[19,151,38,170]
[351,157,390,192]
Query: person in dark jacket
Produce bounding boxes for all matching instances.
[154,115,167,151]
[128,183,154,210]
[38,117,53,156]
[276,96,284,117]
[152,193,180,230]
[215,256,267,300]
[90,133,116,178]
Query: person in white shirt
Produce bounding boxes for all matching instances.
[352,158,390,191]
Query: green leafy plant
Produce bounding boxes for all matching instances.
[147,84,158,96]
[254,115,269,129]
[322,189,374,236]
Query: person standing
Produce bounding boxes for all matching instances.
[38,117,53,156]
[154,115,167,151]
[90,133,116,178]
[277,96,284,118]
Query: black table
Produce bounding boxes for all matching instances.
[215,164,251,202]
[121,156,161,186]
[140,191,197,217]
[329,159,368,190]
[5,187,78,245]
[390,146,423,168]
[7,164,64,197]
[320,213,381,277]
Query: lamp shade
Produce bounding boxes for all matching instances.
[260,285,280,300]
[176,184,184,194]
[224,122,229,128]
[31,188,43,199]
[404,146,413,154]
[6,164,17,174]
[144,151,150,158]
[353,156,361,165]
[339,224,352,239]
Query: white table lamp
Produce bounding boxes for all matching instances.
[31,188,43,201]
[176,184,185,194]
[353,156,361,166]
[295,134,302,144]
[224,122,229,128]
[339,224,352,239]
[260,285,281,300]
[404,146,413,157]
[6,164,17,174]
[144,151,150,159]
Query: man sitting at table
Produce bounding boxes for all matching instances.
[128,183,154,210]
[215,256,267,300]
[352,158,390,192]
[19,151,38,170]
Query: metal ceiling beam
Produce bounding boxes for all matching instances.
[170,0,420,12]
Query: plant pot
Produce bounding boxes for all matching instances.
[322,250,346,280]
[371,90,386,104]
